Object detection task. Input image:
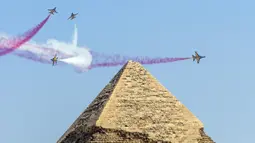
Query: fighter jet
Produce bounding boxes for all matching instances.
[48,7,57,15]
[192,51,205,64]
[68,13,78,20]
[51,54,58,66]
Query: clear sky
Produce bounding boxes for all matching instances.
[0,0,253,142]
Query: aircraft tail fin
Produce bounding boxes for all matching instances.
[192,55,195,61]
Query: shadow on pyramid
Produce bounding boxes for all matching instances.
[57,60,214,143]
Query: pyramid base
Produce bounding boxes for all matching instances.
[59,126,167,143]
[59,126,214,143]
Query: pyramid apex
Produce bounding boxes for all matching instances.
[125,60,139,66]
[57,61,214,142]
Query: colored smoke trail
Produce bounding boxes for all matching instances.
[89,51,191,69]
[0,24,93,72]
[0,15,50,55]
[0,23,190,73]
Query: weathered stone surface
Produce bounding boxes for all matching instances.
[57,61,214,143]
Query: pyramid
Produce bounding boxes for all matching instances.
[57,61,214,143]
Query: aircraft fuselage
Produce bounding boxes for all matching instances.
[51,56,58,66]
[192,52,205,64]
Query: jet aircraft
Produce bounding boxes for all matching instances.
[68,13,78,20]
[51,54,58,66]
[192,51,205,64]
[48,7,57,15]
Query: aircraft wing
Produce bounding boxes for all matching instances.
[197,58,200,64]
[195,51,199,57]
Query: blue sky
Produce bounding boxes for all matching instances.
[0,0,253,142]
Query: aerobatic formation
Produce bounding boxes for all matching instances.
[0,7,205,73]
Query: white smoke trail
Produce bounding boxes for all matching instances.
[72,24,78,47]
[0,24,93,72]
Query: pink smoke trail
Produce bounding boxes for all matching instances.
[89,51,191,69]
[0,15,51,56]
